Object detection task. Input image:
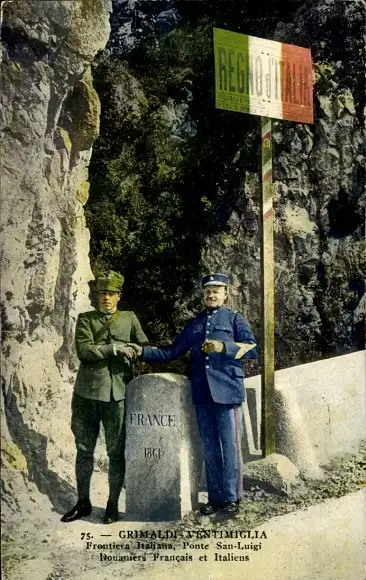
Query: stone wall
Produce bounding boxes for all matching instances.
[244,350,366,469]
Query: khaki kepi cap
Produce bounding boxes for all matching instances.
[96,270,124,292]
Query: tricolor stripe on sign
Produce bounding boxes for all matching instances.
[261,117,273,221]
[214,28,313,124]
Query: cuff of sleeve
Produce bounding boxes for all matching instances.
[223,342,241,358]
[244,345,259,359]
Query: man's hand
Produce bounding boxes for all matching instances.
[115,344,138,360]
[201,339,225,354]
[127,343,143,357]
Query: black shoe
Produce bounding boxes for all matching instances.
[103,500,119,524]
[61,499,92,522]
[221,501,239,515]
[199,501,223,515]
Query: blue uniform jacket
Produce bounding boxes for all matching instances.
[142,307,258,405]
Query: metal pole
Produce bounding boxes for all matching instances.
[260,116,276,456]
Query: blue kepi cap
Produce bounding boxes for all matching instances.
[201,273,230,288]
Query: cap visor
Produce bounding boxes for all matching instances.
[97,284,120,292]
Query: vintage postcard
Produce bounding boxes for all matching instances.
[1,1,365,580]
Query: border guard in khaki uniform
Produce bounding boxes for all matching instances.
[61,271,148,524]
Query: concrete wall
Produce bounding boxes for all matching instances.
[244,350,366,469]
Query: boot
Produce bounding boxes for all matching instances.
[61,498,92,523]
[103,500,119,524]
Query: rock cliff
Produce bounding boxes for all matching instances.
[199,0,365,368]
[1,0,111,522]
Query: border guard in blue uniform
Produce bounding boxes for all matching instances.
[61,271,148,524]
[129,273,258,516]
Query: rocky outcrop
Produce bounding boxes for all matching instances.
[0,0,111,520]
[191,0,366,369]
[108,0,180,55]
[201,70,365,368]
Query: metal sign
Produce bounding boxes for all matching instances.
[214,27,313,123]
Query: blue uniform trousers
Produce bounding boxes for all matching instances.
[195,403,243,503]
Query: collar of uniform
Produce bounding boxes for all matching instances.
[98,308,117,316]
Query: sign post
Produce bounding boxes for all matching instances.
[213,28,313,456]
[260,116,275,455]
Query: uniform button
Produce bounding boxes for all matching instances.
[205,356,209,360]
[205,365,210,369]
[206,331,209,334]
[207,322,210,326]
[213,310,217,313]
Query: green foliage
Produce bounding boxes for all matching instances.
[132,22,211,103]
[87,17,263,347]
[87,22,226,342]
[143,108,185,189]
[313,61,336,93]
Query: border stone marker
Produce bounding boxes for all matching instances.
[125,373,202,521]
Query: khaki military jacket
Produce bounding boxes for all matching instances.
[74,310,148,402]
